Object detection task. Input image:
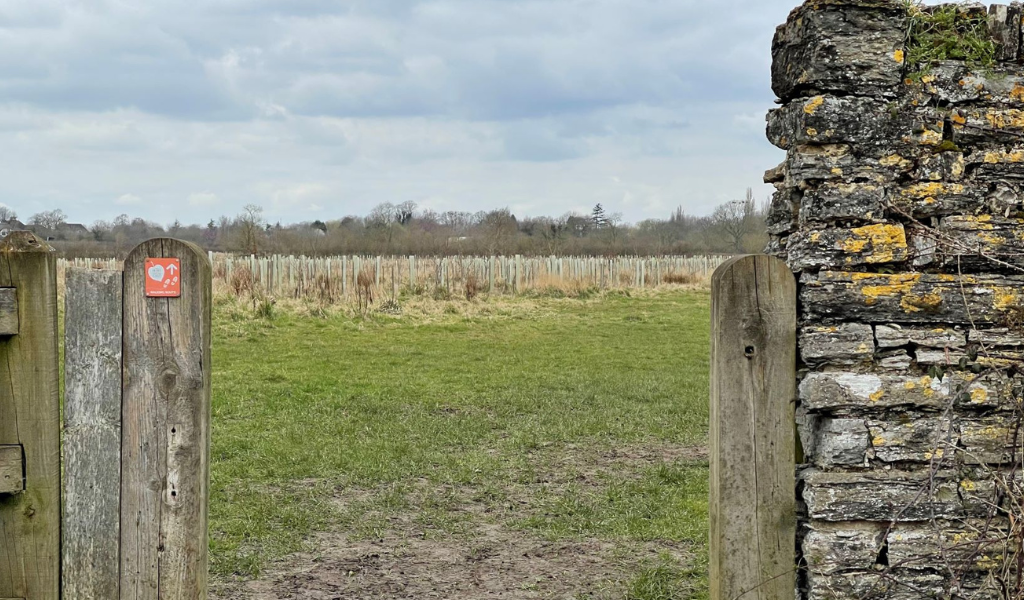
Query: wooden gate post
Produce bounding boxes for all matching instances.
[710,255,796,600]
[0,232,61,600]
[64,268,124,600]
[121,239,212,600]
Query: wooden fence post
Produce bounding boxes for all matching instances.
[121,239,212,600]
[710,255,796,600]
[0,232,61,600]
[64,269,124,599]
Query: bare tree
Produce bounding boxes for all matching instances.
[711,188,759,252]
[30,209,67,231]
[368,202,402,253]
[237,204,265,255]
[0,205,18,222]
[481,208,518,255]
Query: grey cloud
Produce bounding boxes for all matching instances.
[0,0,799,222]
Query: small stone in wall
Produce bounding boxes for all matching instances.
[815,418,870,467]
[801,468,971,522]
[875,324,966,349]
[799,323,874,366]
[878,350,912,370]
[968,328,1024,346]
[802,521,886,575]
[798,182,886,226]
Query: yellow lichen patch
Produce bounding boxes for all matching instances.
[901,292,943,313]
[1012,84,1024,102]
[870,389,885,403]
[855,273,922,307]
[893,49,904,64]
[950,156,965,178]
[806,127,818,137]
[952,112,967,125]
[903,380,917,391]
[804,96,824,115]
[921,75,936,84]
[976,555,1001,570]
[983,150,1024,164]
[978,356,1022,368]
[960,479,977,492]
[879,154,909,167]
[984,109,1024,130]
[976,232,1005,246]
[956,214,995,230]
[918,129,942,145]
[840,224,907,263]
[973,425,1009,439]
[809,232,822,243]
[901,182,965,199]
[872,436,886,447]
[992,286,1020,311]
[952,531,974,544]
[970,387,988,404]
[830,167,843,176]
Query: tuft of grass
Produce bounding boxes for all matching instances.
[662,271,701,285]
[625,559,690,600]
[905,2,997,78]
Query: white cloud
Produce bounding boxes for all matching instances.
[116,193,141,205]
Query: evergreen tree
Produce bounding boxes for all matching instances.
[591,203,608,229]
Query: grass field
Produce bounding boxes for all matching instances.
[208,289,711,599]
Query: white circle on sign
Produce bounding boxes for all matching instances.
[148,264,165,282]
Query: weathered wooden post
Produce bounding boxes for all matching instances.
[121,239,212,600]
[0,232,61,600]
[64,269,124,600]
[710,255,796,600]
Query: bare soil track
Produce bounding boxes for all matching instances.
[213,443,706,599]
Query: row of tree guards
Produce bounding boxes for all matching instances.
[59,254,728,300]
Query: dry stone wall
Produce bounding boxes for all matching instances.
[768,1,1024,598]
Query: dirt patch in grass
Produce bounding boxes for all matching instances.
[219,523,691,600]
[212,443,706,599]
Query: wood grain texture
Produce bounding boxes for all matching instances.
[710,255,797,600]
[0,446,23,494]
[0,232,60,600]
[63,268,124,600]
[120,239,212,600]
[0,289,17,336]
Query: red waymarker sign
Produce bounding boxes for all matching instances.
[145,258,181,297]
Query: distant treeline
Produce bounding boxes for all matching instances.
[7,189,768,259]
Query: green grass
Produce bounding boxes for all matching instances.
[905,2,997,77]
[208,290,711,596]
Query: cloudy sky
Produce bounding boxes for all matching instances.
[1,0,813,226]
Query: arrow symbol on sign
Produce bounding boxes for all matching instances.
[168,264,179,274]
